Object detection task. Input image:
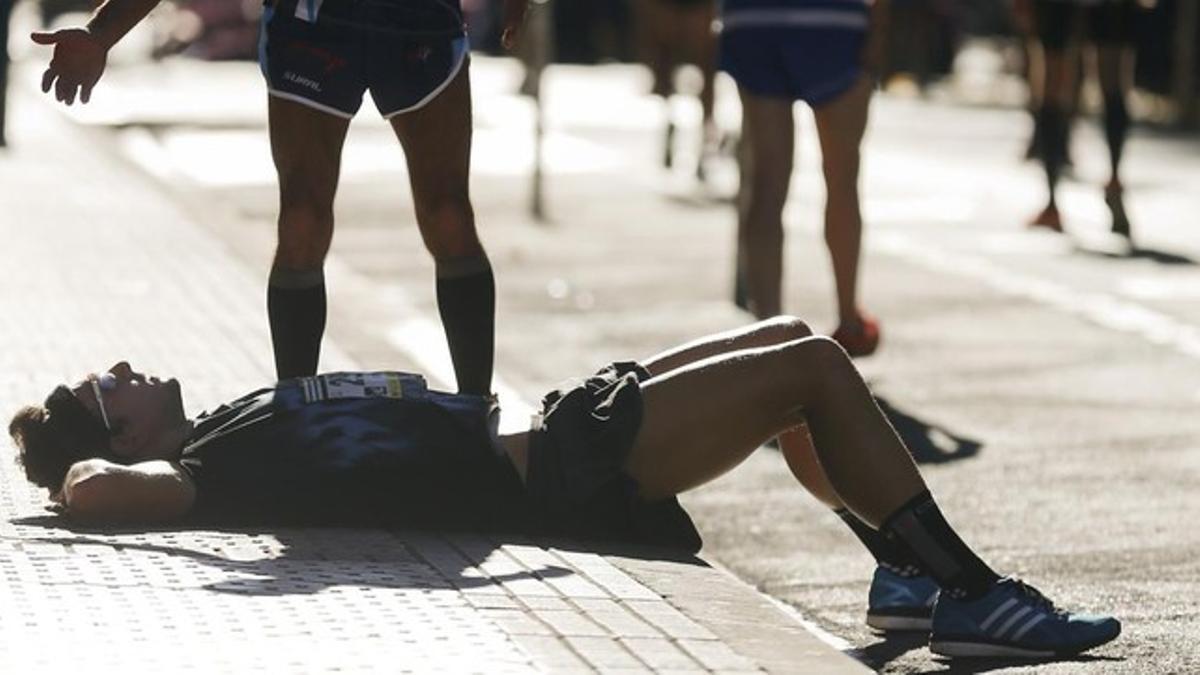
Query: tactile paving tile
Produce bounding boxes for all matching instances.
[0,443,766,673]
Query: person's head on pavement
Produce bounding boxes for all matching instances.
[9,361,190,498]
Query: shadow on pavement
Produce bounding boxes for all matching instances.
[1074,242,1197,266]
[854,631,928,670]
[874,396,983,464]
[9,516,703,597]
[920,653,1125,674]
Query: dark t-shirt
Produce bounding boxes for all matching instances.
[177,372,531,530]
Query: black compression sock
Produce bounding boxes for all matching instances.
[881,491,1000,601]
[436,255,495,395]
[1103,93,1130,172]
[836,508,924,578]
[267,268,327,380]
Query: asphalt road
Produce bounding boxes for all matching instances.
[20,52,1200,673]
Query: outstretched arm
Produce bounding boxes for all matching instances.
[61,458,196,524]
[30,0,161,104]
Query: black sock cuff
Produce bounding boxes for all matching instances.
[436,255,492,280]
[881,489,933,533]
[836,507,924,577]
[269,267,325,290]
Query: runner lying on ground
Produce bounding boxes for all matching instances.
[9,317,1119,659]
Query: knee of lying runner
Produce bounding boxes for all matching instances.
[764,314,813,340]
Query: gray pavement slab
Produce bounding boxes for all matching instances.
[0,80,866,673]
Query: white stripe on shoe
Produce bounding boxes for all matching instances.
[1012,613,1049,641]
[979,598,1019,632]
[992,606,1032,639]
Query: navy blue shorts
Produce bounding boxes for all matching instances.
[719,14,867,106]
[525,362,702,553]
[259,0,469,119]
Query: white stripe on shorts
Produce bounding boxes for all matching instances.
[720,8,869,31]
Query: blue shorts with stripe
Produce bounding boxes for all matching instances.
[259,0,469,119]
[718,1,868,106]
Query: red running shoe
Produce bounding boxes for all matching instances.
[832,313,881,357]
[1029,205,1063,232]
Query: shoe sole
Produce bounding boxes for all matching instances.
[930,640,1053,658]
[930,632,1117,659]
[866,613,932,632]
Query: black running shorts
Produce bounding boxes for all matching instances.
[1033,0,1139,52]
[259,0,469,118]
[525,362,703,553]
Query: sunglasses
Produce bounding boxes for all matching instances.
[89,372,118,432]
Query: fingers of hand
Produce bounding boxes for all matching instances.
[41,68,55,93]
[55,77,78,105]
[30,30,60,45]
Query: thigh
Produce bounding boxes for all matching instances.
[641,316,812,376]
[812,75,872,182]
[388,63,474,212]
[626,341,818,500]
[739,88,795,195]
[268,95,352,204]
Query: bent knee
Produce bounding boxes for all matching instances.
[760,314,814,341]
[790,335,852,376]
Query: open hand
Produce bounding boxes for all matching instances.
[500,0,528,51]
[31,28,109,105]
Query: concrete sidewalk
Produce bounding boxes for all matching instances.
[0,80,867,672]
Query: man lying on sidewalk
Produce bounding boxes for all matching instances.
[9,317,1120,659]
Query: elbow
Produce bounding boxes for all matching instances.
[63,462,115,521]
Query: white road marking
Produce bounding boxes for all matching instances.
[874,231,1200,360]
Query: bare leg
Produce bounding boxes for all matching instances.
[736,89,794,319]
[269,98,350,270]
[639,316,847,508]
[624,335,925,526]
[1096,43,1133,236]
[390,63,494,395]
[813,77,873,327]
[1095,44,1130,182]
[1031,45,1077,231]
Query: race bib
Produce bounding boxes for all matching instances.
[299,371,427,404]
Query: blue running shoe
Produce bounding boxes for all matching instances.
[866,566,939,631]
[930,577,1121,658]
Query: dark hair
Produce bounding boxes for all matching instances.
[8,386,113,491]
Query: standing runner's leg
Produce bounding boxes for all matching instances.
[813,76,874,330]
[625,337,998,599]
[390,63,494,396]
[267,97,352,379]
[1096,44,1131,185]
[1039,48,1073,212]
[736,88,794,319]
